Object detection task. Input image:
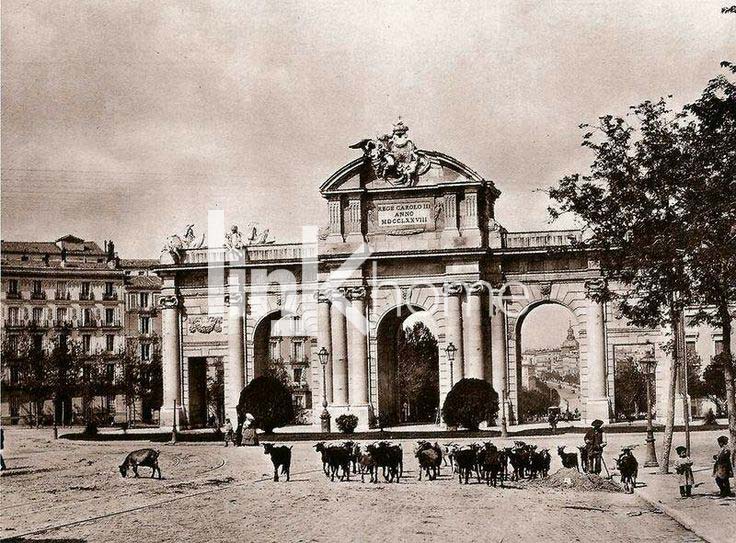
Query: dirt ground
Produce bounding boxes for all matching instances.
[0,428,719,542]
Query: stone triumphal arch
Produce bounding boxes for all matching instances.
[155,122,675,430]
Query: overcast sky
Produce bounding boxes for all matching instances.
[2,1,734,258]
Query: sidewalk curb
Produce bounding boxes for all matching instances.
[634,487,722,543]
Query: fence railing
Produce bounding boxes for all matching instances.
[503,229,582,249]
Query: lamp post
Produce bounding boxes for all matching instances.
[445,342,457,388]
[641,344,659,468]
[318,347,331,433]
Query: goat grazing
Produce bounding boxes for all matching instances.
[119,449,161,479]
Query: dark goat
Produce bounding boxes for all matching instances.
[506,444,531,480]
[477,443,504,487]
[367,442,403,483]
[557,446,579,471]
[529,448,551,479]
[314,442,351,482]
[263,444,292,482]
[415,441,442,481]
[615,448,638,493]
[453,447,479,484]
[357,449,378,483]
[119,448,161,479]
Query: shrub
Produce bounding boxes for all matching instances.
[442,378,499,431]
[236,376,294,434]
[336,413,359,434]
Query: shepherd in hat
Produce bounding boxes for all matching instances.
[584,419,606,474]
[674,446,694,498]
[713,435,734,497]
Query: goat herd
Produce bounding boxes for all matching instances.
[262,440,637,491]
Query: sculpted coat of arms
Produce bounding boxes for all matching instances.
[350,120,431,186]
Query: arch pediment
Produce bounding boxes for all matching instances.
[320,150,496,196]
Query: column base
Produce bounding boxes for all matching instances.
[159,406,186,431]
[585,397,611,424]
[326,404,372,432]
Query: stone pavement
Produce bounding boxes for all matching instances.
[635,468,735,543]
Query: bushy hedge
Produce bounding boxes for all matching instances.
[236,376,294,434]
[335,413,358,434]
[442,378,499,431]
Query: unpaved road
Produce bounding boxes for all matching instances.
[0,429,711,542]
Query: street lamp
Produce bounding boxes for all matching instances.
[641,344,659,468]
[318,347,331,433]
[445,342,457,387]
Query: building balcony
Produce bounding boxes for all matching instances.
[101,320,122,329]
[79,320,100,329]
[29,319,50,329]
[30,291,47,300]
[4,319,27,329]
[53,319,75,329]
[54,291,72,301]
[79,292,95,301]
[5,292,21,300]
[102,292,119,301]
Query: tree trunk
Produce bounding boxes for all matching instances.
[718,302,736,466]
[659,311,680,474]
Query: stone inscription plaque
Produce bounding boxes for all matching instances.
[376,200,433,234]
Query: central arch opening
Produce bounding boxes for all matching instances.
[376,305,439,425]
[515,302,581,424]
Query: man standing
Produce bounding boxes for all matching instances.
[584,419,606,474]
[713,435,735,498]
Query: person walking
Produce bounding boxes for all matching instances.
[674,446,694,498]
[223,418,234,447]
[713,435,734,498]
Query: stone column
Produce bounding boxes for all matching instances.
[585,278,610,422]
[160,293,183,429]
[347,287,369,406]
[464,283,485,379]
[316,291,333,404]
[491,301,508,421]
[225,270,245,425]
[444,283,465,385]
[330,289,349,405]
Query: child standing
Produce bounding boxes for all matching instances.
[674,446,694,497]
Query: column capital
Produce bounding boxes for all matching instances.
[468,283,486,296]
[159,294,180,310]
[315,290,332,304]
[225,292,244,307]
[327,287,349,302]
[585,277,607,298]
[444,282,464,297]
[347,286,367,301]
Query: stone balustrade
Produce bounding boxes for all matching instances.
[503,229,582,249]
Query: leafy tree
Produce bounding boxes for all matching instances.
[236,375,294,434]
[700,356,728,416]
[679,66,736,461]
[442,378,499,431]
[139,352,163,424]
[397,322,439,422]
[518,381,561,422]
[46,329,83,426]
[117,348,142,427]
[335,413,358,434]
[549,97,695,473]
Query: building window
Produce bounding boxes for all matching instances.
[105,308,115,325]
[269,340,279,360]
[82,334,92,354]
[139,316,150,334]
[56,281,68,300]
[140,343,151,361]
[105,395,116,415]
[56,307,67,325]
[32,307,43,324]
[139,292,149,308]
[80,282,91,300]
[106,363,116,381]
[8,307,20,325]
[293,368,303,384]
[104,282,114,296]
[7,279,18,295]
[291,340,303,361]
[7,335,18,355]
[715,340,724,357]
[59,333,68,350]
[33,335,43,352]
[106,335,115,352]
[32,280,42,294]
[83,308,93,326]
